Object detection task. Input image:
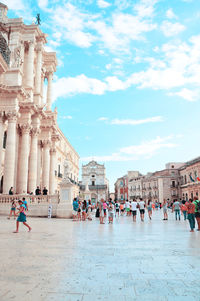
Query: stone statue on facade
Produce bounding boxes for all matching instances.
[11,45,23,68]
[63,158,71,182]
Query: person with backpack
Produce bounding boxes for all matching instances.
[193,196,200,231]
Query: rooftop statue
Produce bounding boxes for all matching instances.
[36,13,41,25]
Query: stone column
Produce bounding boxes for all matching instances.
[25,41,35,88]
[40,72,44,104]
[42,140,50,191]
[46,71,53,111]
[0,112,4,175]
[28,128,40,194]
[34,44,42,105]
[49,147,56,195]
[3,112,18,194]
[37,141,42,187]
[17,124,31,194]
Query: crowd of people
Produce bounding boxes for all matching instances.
[7,195,200,233]
[72,197,200,232]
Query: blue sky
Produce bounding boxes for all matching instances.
[6,0,200,190]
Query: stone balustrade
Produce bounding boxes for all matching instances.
[0,194,59,204]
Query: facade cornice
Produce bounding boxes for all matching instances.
[0,84,29,98]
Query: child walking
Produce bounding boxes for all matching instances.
[8,201,16,219]
[13,200,31,233]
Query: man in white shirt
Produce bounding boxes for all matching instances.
[131,199,138,222]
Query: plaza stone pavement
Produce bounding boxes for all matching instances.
[0,211,200,301]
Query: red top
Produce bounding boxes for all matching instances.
[186,203,195,214]
[181,204,188,211]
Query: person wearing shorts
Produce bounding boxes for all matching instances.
[131,199,138,222]
[162,199,168,220]
[120,203,124,215]
[139,199,145,221]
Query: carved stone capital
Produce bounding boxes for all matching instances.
[50,147,56,155]
[35,42,43,52]
[45,70,53,80]
[31,127,40,137]
[5,111,18,122]
[42,139,51,148]
[24,40,35,52]
[19,123,31,134]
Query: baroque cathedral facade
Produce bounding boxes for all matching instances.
[0,3,79,195]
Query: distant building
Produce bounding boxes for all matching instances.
[79,161,109,203]
[179,157,200,201]
[115,171,141,201]
[116,163,185,202]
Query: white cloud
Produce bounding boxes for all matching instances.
[97,0,111,8]
[81,136,177,162]
[52,74,107,101]
[134,0,159,18]
[161,21,185,37]
[60,115,73,120]
[50,2,157,53]
[106,76,127,91]
[166,8,177,19]
[52,3,96,48]
[98,117,108,121]
[38,0,48,9]
[4,0,24,10]
[169,88,199,102]
[52,33,200,102]
[110,116,164,125]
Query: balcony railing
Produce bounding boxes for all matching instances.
[0,194,59,204]
[89,185,107,190]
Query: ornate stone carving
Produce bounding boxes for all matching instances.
[42,139,51,148]
[31,127,40,137]
[63,158,71,180]
[11,45,23,68]
[50,147,56,154]
[24,40,34,53]
[5,111,18,122]
[19,123,31,134]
